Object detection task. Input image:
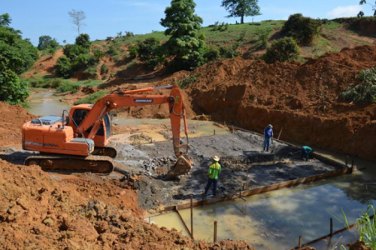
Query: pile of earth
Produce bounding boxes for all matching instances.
[0,102,35,148]
[185,45,376,161]
[0,159,252,249]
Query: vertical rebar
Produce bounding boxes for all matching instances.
[190,195,194,239]
[298,235,302,249]
[213,221,218,243]
[213,129,216,135]
[330,218,333,237]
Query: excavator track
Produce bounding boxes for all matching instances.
[92,146,117,158]
[24,154,114,174]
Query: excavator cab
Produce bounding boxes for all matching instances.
[65,105,116,158]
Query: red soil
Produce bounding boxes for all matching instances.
[0,102,35,148]
[0,159,252,249]
[187,45,376,161]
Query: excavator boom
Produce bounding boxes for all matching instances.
[22,84,191,174]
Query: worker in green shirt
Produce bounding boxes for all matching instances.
[203,155,222,197]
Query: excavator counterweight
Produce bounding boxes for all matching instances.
[22,85,191,175]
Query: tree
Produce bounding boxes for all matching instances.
[37,35,59,50]
[221,0,261,24]
[75,33,90,48]
[0,13,37,104]
[68,9,86,35]
[160,0,206,70]
[0,13,11,27]
[359,0,376,16]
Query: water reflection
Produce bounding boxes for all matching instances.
[151,173,376,250]
[27,89,70,116]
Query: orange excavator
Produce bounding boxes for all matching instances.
[22,84,191,174]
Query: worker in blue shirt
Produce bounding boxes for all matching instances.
[263,124,273,152]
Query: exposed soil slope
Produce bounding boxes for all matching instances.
[22,49,64,78]
[187,45,376,161]
[0,102,35,148]
[0,159,251,249]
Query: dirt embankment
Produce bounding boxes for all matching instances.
[0,159,251,249]
[0,102,35,148]
[187,45,376,161]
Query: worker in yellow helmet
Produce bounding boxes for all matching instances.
[203,155,222,197]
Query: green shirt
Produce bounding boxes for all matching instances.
[208,162,221,180]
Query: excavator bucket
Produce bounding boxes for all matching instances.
[166,155,192,179]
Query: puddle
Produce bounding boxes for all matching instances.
[150,172,376,249]
[27,89,70,116]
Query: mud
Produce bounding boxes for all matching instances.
[107,121,341,212]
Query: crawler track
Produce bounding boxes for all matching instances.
[24,154,114,174]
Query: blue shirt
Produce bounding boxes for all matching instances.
[264,127,273,138]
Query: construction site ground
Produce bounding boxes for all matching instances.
[110,115,346,213]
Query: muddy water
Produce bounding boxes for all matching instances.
[150,169,376,250]
[27,89,70,116]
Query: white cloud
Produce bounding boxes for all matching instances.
[328,5,363,18]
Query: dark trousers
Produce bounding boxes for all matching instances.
[204,178,218,196]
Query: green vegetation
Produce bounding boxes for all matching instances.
[356,205,376,249]
[55,33,98,78]
[178,75,198,88]
[74,90,109,105]
[161,0,206,71]
[263,37,299,63]
[37,35,60,53]
[0,13,38,104]
[136,38,164,69]
[24,76,102,95]
[281,13,321,46]
[340,67,376,105]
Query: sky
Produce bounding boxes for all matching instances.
[0,0,369,46]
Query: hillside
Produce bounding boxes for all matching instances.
[22,18,376,161]
[24,19,375,82]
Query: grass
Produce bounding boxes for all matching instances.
[56,81,80,93]
[322,20,342,30]
[23,76,103,94]
[357,205,376,249]
[74,90,109,105]
[203,20,284,47]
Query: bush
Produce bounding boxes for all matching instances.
[128,45,138,59]
[0,68,28,104]
[55,56,72,78]
[75,33,90,48]
[72,53,97,71]
[37,35,59,51]
[100,64,108,75]
[281,13,321,46]
[219,45,239,58]
[178,75,197,89]
[263,37,299,63]
[137,38,160,61]
[203,47,220,62]
[340,67,376,105]
[63,44,87,60]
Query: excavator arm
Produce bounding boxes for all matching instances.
[77,85,188,157]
